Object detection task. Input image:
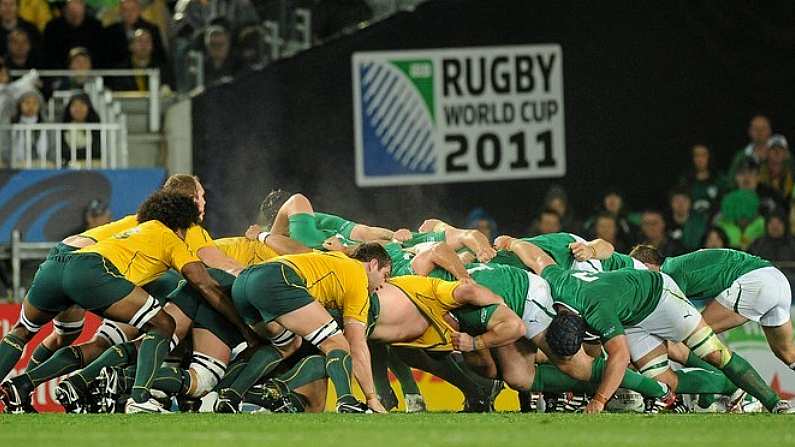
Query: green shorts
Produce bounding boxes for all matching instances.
[451,304,498,336]
[232,263,315,324]
[46,242,78,260]
[168,268,243,348]
[27,253,135,313]
[142,270,183,305]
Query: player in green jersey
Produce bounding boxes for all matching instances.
[501,237,795,414]
[631,246,795,373]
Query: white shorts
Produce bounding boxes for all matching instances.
[522,271,555,340]
[715,267,792,327]
[625,273,701,361]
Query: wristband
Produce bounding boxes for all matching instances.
[258,231,271,243]
[473,336,486,351]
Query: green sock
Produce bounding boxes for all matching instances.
[27,344,54,369]
[73,342,137,389]
[721,353,780,411]
[276,355,327,390]
[27,346,85,386]
[288,213,327,249]
[151,366,190,395]
[388,347,421,395]
[674,368,738,394]
[685,351,723,374]
[0,333,27,381]
[369,342,394,401]
[532,363,595,394]
[131,331,170,403]
[326,349,355,405]
[697,394,718,408]
[591,356,667,398]
[215,359,246,391]
[227,346,283,399]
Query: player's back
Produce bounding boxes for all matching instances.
[79,214,138,241]
[216,237,279,267]
[662,249,772,300]
[269,251,367,304]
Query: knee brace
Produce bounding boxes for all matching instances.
[686,327,732,367]
[96,319,130,346]
[129,295,162,330]
[638,354,670,378]
[270,329,296,348]
[18,308,43,333]
[304,320,341,347]
[53,318,85,336]
[187,352,227,398]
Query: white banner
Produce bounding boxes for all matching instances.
[352,44,566,187]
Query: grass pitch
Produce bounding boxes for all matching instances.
[1,413,793,447]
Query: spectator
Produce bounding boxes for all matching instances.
[730,157,782,218]
[464,207,497,242]
[592,211,627,253]
[0,0,40,53]
[748,211,795,263]
[236,25,264,72]
[0,61,38,166]
[727,114,772,181]
[702,226,730,249]
[530,209,561,236]
[61,92,101,165]
[110,27,173,90]
[83,198,111,230]
[639,209,685,257]
[678,144,722,218]
[51,46,94,91]
[717,188,765,250]
[583,188,637,248]
[760,135,792,207]
[101,0,165,67]
[18,0,51,32]
[42,0,103,68]
[10,87,49,167]
[5,28,42,74]
[666,187,707,252]
[173,0,260,37]
[203,25,234,84]
[542,185,580,233]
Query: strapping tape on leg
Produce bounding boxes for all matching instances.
[270,329,296,347]
[53,318,85,336]
[304,320,341,347]
[129,296,162,330]
[96,319,129,346]
[638,354,669,378]
[170,334,180,352]
[187,352,227,398]
[19,308,43,333]
[686,326,732,367]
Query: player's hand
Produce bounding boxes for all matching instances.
[418,219,444,233]
[494,235,516,250]
[476,246,497,263]
[367,397,387,413]
[245,224,262,241]
[585,400,605,414]
[393,228,412,242]
[322,236,346,252]
[569,242,595,261]
[457,276,474,285]
[452,332,476,352]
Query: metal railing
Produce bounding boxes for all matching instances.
[2,122,128,169]
[10,69,161,132]
[7,230,56,300]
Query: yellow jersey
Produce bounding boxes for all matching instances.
[271,251,370,324]
[215,237,279,267]
[79,215,214,254]
[78,220,201,285]
[389,275,461,351]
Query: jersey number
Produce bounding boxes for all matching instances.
[572,272,599,283]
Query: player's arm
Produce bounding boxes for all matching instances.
[180,262,262,349]
[455,229,496,263]
[495,236,556,274]
[343,318,385,412]
[412,242,471,280]
[260,233,312,255]
[197,245,245,277]
[569,238,615,262]
[588,334,630,414]
[452,280,502,307]
[452,305,525,351]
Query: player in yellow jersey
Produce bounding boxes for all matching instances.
[213,244,392,413]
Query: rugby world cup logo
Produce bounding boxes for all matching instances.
[354,57,436,177]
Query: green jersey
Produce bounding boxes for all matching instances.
[384,242,415,277]
[599,253,637,272]
[402,231,446,248]
[491,232,578,270]
[661,249,773,301]
[542,265,663,341]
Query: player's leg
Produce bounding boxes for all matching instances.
[763,323,795,369]
[369,341,398,410]
[701,300,749,333]
[387,346,425,412]
[27,306,86,369]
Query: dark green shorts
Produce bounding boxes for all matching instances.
[46,242,78,260]
[168,268,243,348]
[143,270,183,305]
[232,263,314,324]
[27,253,135,313]
[451,304,498,336]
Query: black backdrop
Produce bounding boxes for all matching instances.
[193,0,795,237]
